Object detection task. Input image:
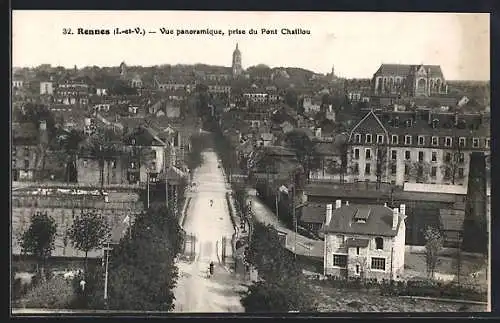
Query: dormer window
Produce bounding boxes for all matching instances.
[485,138,490,149]
[472,138,480,148]
[377,135,384,144]
[432,119,439,129]
[431,136,439,146]
[391,135,398,145]
[418,136,425,146]
[354,133,361,143]
[459,137,466,147]
[394,117,400,128]
[404,135,412,145]
[405,119,412,128]
[445,137,452,147]
[365,134,372,144]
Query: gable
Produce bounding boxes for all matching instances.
[348,110,388,140]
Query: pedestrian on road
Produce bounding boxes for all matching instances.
[209,261,214,277]
[210,199,214,207]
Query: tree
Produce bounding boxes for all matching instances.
[58,129,84,182]
[240,278,317,313]
[67,210,110,272]
[440,142,465,185]
[423,226,443,279]
[241,222,317,312]
[408,160,431,183]
[284,130,321,180]
[103,206,180,311]
[375,144,389,189]
[19,212,58,281]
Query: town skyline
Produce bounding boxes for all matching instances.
[13,11,490,81]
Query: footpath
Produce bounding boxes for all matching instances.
[245,189,323,258]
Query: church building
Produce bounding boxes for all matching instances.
[372,64,449,97]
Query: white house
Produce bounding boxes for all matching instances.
[323,200,407,280]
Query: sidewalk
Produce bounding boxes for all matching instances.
[246,189,323,258]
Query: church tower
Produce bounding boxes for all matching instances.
[119,61,127,79]
[232,43,242,77]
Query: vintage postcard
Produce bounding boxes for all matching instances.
[11,11,490,314]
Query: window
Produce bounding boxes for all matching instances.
[391,163,397,175]
[431,166,437,178]
[431,136,439,146]
[458,153,465,164]
[151,150,157,159]
[356,247,360,255]
[391,135,399,145]
[459,137,466,147]
[404,164,410,176]
[365,134,372,144]
[365,163,371,175]
[130,162,136,169]
[377,135,384,144]
[375,237,384,250]
[355,264,360,274]
[472,138,479,148]
[111,160,117,168]
[337,235,345,245]
[365,149,372,160]
[333,254,347,268]
[445,137,452,147]
[418,151,424,162]
[405,151,411,160]
[405,135,412,145]
[391,150,397,160]
[485,138,490,149]
[83,160,88,167]
[353,163,359,174]
[24,160,29,169]
[458,168,465,178]
[354,133,361,143]
[371,257,386,271]
[131,139,136,145]
[354,148,360,160]
[418,136,425,145]
[431,151,437,162]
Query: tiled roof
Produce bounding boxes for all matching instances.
[324,204,401,237]
[439,209,465,232]
[299,203,326,224]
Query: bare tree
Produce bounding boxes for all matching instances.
[440,139,466,185]
[375,144,389,190]
[423,226,443,279]
[409,161,431,183]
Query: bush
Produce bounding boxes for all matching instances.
[20,276,75,309]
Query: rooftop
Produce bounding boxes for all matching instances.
[324,204,402,237]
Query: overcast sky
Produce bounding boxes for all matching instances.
[12,11,490,80]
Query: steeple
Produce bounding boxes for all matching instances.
[232,43,242,77]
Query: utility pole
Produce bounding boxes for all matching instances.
[103,241,111,307]
[146,168,150,209]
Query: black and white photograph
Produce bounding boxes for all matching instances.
[11,11,491,314]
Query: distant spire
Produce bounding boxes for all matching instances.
[236,43,239,50]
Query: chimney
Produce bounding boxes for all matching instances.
[325,204,333,226]
[399,204,406,216]
[392,208,399,230]
[335,199,342,209]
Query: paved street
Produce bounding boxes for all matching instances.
[173,150,245,313]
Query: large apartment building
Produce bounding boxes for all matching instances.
[346,109,490,187]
